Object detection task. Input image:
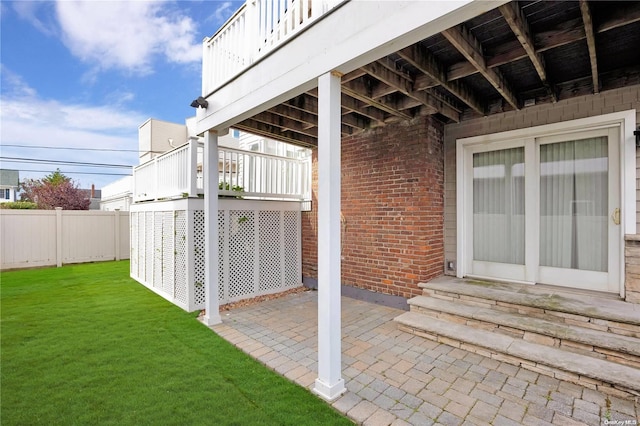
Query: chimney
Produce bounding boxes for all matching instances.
[91,184,95,198]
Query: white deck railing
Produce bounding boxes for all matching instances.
[133,138,311,203]
[202,0,344,94]
[134,138,201,202]
[218,148,311,200]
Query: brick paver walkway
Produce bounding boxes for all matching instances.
[209,290,639,425]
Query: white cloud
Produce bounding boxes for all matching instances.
[11,1,58,37]
[0,69,145,189]
[55,1,202,75]
[211,2,234,24]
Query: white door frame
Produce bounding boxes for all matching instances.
[456,110,636,297]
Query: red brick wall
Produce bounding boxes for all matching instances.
[302,115,445,298]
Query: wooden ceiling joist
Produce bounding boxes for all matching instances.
[443,25,519,110]
[397,44,485,114]
[362,62,460,122]
[499,2,557,102]
[302,89,376,129]
[234,119,318,148]
[448,3,640,83]
[579,0,600,94]
[342,82,414,121]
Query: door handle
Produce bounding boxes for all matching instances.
[612,208,620,225]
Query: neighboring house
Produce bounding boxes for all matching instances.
[100,176,133,212]
[189,0,640,400]
[79,185,101,210]
[0,169,19,203]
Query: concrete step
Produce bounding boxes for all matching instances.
[420,277,640,338]
[408,295,640,368]
[395,311,640,398]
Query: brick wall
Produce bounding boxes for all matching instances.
[302,115,445,298]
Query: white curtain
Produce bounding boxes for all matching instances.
[539,137,608,272]
[473,147,525,264]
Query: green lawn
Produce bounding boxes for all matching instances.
[1,261,351,425]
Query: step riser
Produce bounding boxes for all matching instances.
[397,323,640,400]
[423,288,640,338]
[411,304,640,369]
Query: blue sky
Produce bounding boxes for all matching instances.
[1,0,243,191]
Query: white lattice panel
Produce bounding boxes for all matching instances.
[284,211,300,287]
[259,211,282,291]
[193,210,206,306]
[228,210,256,299]
[153,212,164,289]
[130,200,301,313]
[218,210,226,302]
[162,212,174,296]
[174,211,187,304]
[145,212,153,284]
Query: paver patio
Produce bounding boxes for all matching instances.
[208,290,639,425]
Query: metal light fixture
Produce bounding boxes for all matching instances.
[190,96,208,109]
[635,128,640,148]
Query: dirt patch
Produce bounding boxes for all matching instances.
[198,286,311,319]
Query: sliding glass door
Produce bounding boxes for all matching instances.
[464,128,620,293]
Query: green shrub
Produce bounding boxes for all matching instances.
[218,182,244,198]
[0,201,38,209]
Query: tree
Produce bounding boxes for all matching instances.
[20,170,91,210]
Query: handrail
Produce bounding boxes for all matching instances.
[133,140,311,203]
[203,0,344,94]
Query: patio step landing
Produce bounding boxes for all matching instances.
[394,277,640,399]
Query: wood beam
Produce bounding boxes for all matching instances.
[447,3,640,82]
[253,110,353,138]
[397,44,484,114]
[304,89,378,128]
[252,111,319,138]
[443,25,519,110]
[342,81,414,121]
[580,0,600,94]
[362,62,460,122]
[269,104,318,128]
[234,119,318,148]
[499,2,557,102]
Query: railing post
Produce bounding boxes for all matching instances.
[153,156,159,201]
[187,137,200,197]
[246,0,259,64]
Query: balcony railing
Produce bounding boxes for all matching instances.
[202,0,344,94]
[133,138,311,203]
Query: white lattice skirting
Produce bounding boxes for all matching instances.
[130,199,302,312]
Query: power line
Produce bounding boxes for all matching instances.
[1,144,165,154]
[1,156,132,169]
[15,169,131,177]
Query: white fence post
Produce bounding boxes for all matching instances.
[55,207,63,267]
[115,209,121,261]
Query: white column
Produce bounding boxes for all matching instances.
[313,71,346,401]
[203,130,222,325]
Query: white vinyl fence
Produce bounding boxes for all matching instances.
[1,208,130,270]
